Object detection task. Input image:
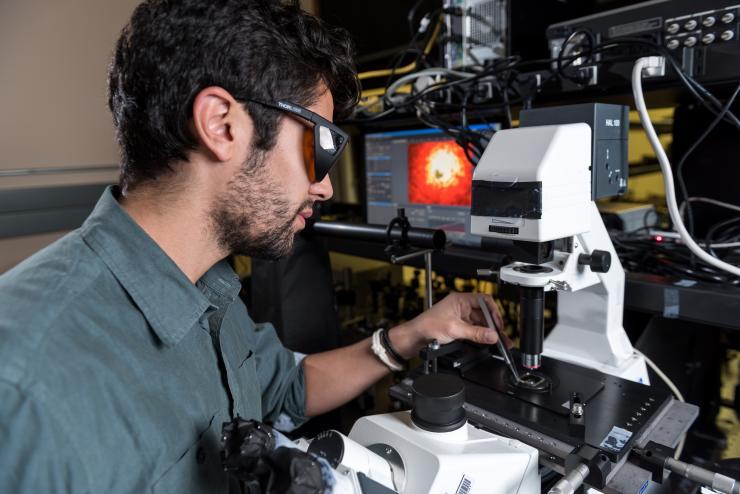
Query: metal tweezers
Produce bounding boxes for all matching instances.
[478,295,522,384]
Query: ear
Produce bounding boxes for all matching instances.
[191,86,250,162]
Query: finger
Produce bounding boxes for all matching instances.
[467,307,487,326]
[479,294,505,330]
[465,292,494,314]
[469,294,502,330]
[451,320,499,345]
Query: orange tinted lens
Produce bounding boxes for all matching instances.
[302,129,316,182]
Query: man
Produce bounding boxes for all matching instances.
[0,1,504,492]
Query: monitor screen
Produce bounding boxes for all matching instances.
[364,124,498,247]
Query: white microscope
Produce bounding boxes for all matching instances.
[302,104,648,494]
[469,103,649,383]
[308,373,540,494]
[306,104,648,494]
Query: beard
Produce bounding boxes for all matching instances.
[210,148,312,261]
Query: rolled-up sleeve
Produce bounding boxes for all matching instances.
[0,380,90,493]
[250,322,307,428]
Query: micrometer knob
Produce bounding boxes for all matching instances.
[578,250,611,273]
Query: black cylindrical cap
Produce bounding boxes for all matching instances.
[411,374,466,432]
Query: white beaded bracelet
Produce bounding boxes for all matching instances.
[371,328,404,372]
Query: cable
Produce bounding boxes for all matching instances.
[556,29,595,84]
[680,197,740,219]
[385,67,476,102]
[352,36,740,175]
[407,0,426,38]
[633,348,686,458]
[709,242,740,249]
[632,57,740,277]
[357,12,442,82]
[613,233,739,284]
[355,33,740,126]
[675,84,740,236]
[705,217,740,258]
[604,38,740,129]
[634,349,685,402]
[549,35,740,129]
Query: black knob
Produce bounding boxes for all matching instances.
[410,374,466,432]
[578,250,611,273]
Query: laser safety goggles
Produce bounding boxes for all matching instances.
[246,99,348,183]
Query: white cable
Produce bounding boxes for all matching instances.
[680,198,740,248]
[635,349,685,402]
[679,198,740,249]
[680,197,740,219]
[632,57,740,277]
[710,242,740,249]
[647,229,740,249]
[634,348,687,458]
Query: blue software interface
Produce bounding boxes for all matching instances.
[364,124,497,247]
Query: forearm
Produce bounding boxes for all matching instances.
[301,293,504,417]
[302,324,423,417]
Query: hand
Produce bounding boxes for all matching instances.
[389,292,508,360]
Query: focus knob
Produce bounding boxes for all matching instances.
[578,250,612,273]
[307,430,345,467]
[411,374,466,433]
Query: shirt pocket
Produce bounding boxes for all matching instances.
[232,346,263,419]
[150,414,228,494]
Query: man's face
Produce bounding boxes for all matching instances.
[209,91,335,260]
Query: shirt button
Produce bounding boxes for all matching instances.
[196,447,207,465]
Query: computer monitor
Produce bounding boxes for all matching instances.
[364,124,497,247]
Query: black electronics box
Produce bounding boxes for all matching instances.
[545,0,740,93]
[519,103,629,200]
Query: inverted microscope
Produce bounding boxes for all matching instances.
[223,104,739,494]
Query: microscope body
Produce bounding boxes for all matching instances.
[345,411,539,494]
[304,374,539,494]
[470,123,648,382]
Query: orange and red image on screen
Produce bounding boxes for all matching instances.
[407,140,473,206]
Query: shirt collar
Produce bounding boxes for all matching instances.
[80,186,241,346]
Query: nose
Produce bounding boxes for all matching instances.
[309,173,333,202]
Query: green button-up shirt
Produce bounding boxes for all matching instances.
[0,186,306,493]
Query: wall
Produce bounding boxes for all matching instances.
[0,0,144,272]
[0,0,141,175]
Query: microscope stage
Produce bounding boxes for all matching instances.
[458,352,672,462]
[462,353,604,417]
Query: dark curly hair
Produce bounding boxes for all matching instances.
[108,0,359,190]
